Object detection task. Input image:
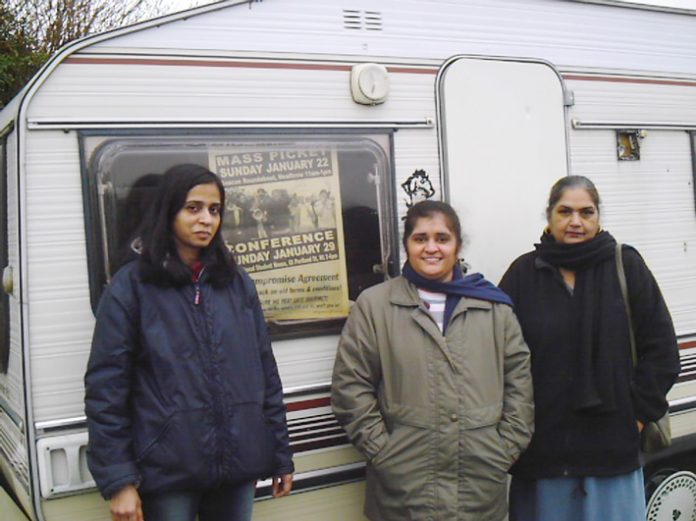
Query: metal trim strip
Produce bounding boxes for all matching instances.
[26,120,434,130]
[572,120,696,131]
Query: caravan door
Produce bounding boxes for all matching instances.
[437,56,569,283]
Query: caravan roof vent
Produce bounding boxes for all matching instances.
[364,11,383,31]
[343,10,362,30]
[343,10,383,31]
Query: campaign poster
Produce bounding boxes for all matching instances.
[209,146,350,321]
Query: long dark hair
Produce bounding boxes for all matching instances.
[138,164,237,287]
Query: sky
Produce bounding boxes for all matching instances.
[161,0,215,15]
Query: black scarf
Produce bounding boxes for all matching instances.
[402,262,512,333]
[535,230,621,413]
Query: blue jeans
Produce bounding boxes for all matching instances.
[141,481,256,521]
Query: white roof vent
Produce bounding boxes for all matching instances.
[343,10,383,31]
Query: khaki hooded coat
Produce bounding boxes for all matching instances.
[331,276,534,521]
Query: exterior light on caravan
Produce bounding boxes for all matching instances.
[616,129,646,161]
[351,63,390,105]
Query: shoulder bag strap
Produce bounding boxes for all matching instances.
[615,243,638,367]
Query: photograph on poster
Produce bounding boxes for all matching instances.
[209,146,350,321]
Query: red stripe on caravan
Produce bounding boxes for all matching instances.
[680,340,696,350]
[563,74,696,88]
[65,56,351,71]
[63,56,436,74]
[286,396,331,412]
[388,66,437,75]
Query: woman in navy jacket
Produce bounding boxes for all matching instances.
[85,164,293,521]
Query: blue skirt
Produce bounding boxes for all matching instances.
[509,469,645,521]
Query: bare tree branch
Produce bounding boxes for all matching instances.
[5,0,168,54]
[2,0,213,105]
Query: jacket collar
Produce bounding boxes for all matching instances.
[388,276,492,313]
[389,276,491,373]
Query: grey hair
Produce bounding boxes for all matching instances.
[546,175,601,221]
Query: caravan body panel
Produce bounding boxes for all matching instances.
[566,76,696,336]
[88,0,696,76]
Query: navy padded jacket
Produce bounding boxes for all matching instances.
[85,261,294,498]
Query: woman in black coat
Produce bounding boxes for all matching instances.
[85,164,293,521]
[499,175,680,521]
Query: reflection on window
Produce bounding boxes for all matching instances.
[80,133,395,337]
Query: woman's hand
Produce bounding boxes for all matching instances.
[637,420,644,433]
[271,473,293,498]
[110,484,143,521]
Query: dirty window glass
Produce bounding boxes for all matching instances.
[80,132,396,337]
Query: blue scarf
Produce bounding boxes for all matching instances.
[402,263,512,332]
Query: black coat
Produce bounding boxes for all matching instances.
[499,245,680,478]
[85,262,293,498]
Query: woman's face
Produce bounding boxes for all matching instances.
[406,213,461,282]
[172,182,222,265]
[548,187,600,244]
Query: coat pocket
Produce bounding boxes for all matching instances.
[229,402,278,481]
[370,421,431,501]
[135,408,215,491]
[459,418,512,518]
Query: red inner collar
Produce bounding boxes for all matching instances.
[191,261,205,282]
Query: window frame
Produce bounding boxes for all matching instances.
[79,128,399,339]
[0,130,9,373]
[691,131,696,217]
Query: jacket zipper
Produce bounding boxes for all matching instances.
[192,266,204,305]
[191,267,225,482]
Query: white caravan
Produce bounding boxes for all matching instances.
[1,0,696,520]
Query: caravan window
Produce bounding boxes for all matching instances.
[80,132,396,337]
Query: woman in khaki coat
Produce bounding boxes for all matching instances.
[332,200,534,521]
